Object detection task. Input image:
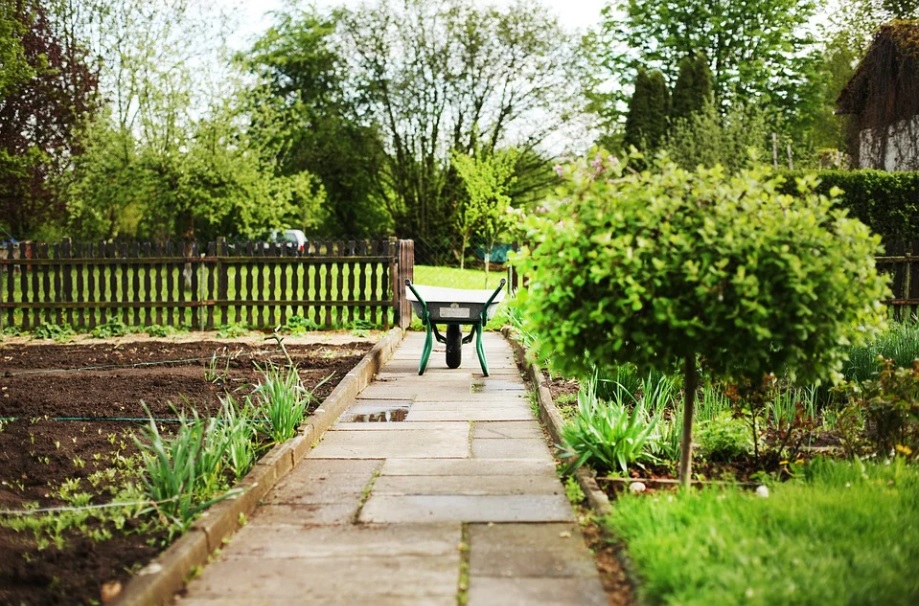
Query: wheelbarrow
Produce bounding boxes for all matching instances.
[405,278,506,376]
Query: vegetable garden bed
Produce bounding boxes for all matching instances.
[0,334,373,605]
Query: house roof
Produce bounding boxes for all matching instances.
[836,20,919,120]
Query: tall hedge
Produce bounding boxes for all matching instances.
[780,170,919,252]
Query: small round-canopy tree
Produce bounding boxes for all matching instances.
[515,154,889,487]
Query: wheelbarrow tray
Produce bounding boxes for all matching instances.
[405,284,505,323]
[404,280,506,376]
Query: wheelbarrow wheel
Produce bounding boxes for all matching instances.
[445,324,462,368]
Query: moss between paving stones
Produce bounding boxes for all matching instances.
[113,327,405,606]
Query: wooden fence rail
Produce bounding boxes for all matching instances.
[0,239,415,332]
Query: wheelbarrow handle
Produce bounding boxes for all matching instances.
[483,278,507,310]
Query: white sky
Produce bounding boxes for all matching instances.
[223,0,609,49]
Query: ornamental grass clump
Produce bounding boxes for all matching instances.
[560,371,665,474]
[515,153,889,487]
[254,364,309,443]
[134,405,231,537]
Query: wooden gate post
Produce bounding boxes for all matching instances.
[390,239,414,329]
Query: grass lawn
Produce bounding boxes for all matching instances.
[604,458,919,605]
[411,264,506,290]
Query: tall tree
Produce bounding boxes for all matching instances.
[623,68,670,153]
[60,0,318,243]
[333,0,581,260]
[243,9,390,238]
[593,0,820,127]
[0,0,98,240]
[451,148,517,274]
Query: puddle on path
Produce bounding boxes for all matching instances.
[340,406,410,423]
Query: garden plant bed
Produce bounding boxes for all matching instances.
[0,334,374,606]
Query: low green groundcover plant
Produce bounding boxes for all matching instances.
[605,458,919,605]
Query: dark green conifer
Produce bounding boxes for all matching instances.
[671,52,713,123]
[623,68,670,153]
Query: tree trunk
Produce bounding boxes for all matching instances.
[679,355,697,490]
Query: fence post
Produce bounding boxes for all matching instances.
[390,239,414,330]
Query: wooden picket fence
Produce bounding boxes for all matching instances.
[877,253,919,320]
[0,239,415,332]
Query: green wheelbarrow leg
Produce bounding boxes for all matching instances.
[419,317,434,375]
[474,322,489,376]
[406,280,435,375]
[474,278,506,377]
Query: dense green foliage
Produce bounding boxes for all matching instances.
[242,9,390,238]
[605,458,919,605]
[452,149,517,272]
[779,169,919,248]
[0,0,98,241]
[593,0,821,130]
[666,102,771,171]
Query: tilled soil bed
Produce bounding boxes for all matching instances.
[0,334,374,606]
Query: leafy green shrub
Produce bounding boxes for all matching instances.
[695,411,753,461]
[847,358,919,456]
[515,153,889,485]
[91,316,128,338]
[281,314,319,335]
[32,323,74,341]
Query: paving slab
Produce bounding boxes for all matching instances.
[221,522,462,559]
[467,576,608,606]
[332,420,462,432]
[472,437,557,460]
[379,457,557,477]
[407,407,535,422]
[473,421,547,440]
[248,502,357,526]
[309,426,470,458]
[177,554,458,605]
[372,474,563,496]
[261,459,381,505]
[359,494,574,524]
[468,523,600,578]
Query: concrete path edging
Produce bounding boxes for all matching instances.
[114,327,405,606]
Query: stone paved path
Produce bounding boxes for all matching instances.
[175,331,606,605]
